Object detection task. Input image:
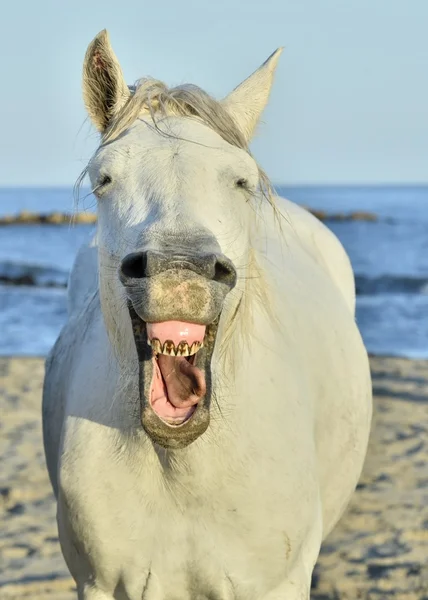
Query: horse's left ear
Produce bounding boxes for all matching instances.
[82,30,131,132]
[222,48,283,143]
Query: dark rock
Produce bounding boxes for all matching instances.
[0,211,97,225]
[314,210,378,222]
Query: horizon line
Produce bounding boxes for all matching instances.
[1,182,428,191]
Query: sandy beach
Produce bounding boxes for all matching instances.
[1,355,427,599]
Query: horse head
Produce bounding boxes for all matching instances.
[81,30,282,449]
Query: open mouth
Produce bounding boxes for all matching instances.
[147,321,207,426]
[129,305,217,441]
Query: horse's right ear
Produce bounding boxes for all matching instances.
[82,30,131,132]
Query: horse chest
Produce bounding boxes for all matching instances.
[62,498,296,600]
[59,441,317,600]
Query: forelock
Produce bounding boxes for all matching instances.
[101,79,249,152]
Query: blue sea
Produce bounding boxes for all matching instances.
[0,186,427,358]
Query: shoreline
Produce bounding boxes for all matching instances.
[0,209,379,225]
[1,355,427,599]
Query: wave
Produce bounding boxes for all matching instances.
[0,261,68,288]
[2,261,427,298]
[355,274,428,296]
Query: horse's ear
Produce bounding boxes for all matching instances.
[82,30,131,132]
[222,48,283,143]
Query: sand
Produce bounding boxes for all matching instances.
[1,356,427,599]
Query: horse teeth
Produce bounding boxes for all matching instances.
[150,338,203,356]
[176,342,189,356]
[163,340,176,356]
[189,341,202,355]
[151,339,162,354]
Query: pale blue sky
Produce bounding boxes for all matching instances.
[1,0,427,186]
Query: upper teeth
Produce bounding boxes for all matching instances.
[148,338,203,357]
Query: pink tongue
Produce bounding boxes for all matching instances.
[151,356,206,423]
[147,321,206,345]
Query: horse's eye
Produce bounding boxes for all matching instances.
[94,174,112,196]
[99,174,112,187]
[236,178,248,189]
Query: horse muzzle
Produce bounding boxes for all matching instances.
[119,249,237,449]
[119,249,236,323]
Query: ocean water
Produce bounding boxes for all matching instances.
[0,186,427,358]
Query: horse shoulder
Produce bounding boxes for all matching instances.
[43,320,75,496]
[43,233,101,496]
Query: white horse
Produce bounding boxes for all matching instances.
[43,30,372,600]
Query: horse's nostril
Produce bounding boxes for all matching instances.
[121,252,148,279]
[213,258,237,288]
